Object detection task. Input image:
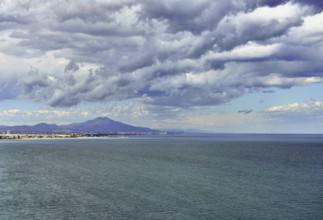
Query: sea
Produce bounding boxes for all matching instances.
[0,134,322,220]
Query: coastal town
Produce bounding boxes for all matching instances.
[0,130,88,140]
[0,130,164,140]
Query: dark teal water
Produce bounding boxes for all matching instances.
[0,135,323,219]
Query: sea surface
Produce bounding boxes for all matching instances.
[0,134,322,219]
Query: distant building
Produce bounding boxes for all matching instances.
[6,130,11,134]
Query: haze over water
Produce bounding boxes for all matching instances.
[0,134,323,219]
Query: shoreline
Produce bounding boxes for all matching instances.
[0,133,159,140]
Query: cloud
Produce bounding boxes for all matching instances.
[0,0,322,110]
[64,60,79,73]
[263,100,323,132]
[0,108,90,125]
[17,69,50,94]
[266,100,323,113]
[0,80,20,100]
[238,110,253,114]
[295,0,323,9]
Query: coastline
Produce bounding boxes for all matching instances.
[0,133,81,140]
[0,132,159,140]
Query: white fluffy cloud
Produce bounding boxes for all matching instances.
[267,100,323,113]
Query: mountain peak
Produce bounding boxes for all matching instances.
[35,123,52,126]
[92,117,113,121]
[82,117,115,125]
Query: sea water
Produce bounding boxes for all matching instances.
[0,134,322,219]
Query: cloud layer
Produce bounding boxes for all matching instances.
[0,0,323,108]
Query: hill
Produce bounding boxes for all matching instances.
[63,117,158,133]
[0,117,158,134]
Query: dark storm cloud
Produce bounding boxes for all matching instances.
[258,0,323,8]
[0,14,31,25]
[295,0,323,9]
[0,0,322,108]
[140,0,236,34]
[64,61,79,73]
[259,0,285,7]
[17,69,50,94]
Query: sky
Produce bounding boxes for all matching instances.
[0,0,323,133]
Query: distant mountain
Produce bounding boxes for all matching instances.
[0,117,159,134]
[63,117,158,133]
